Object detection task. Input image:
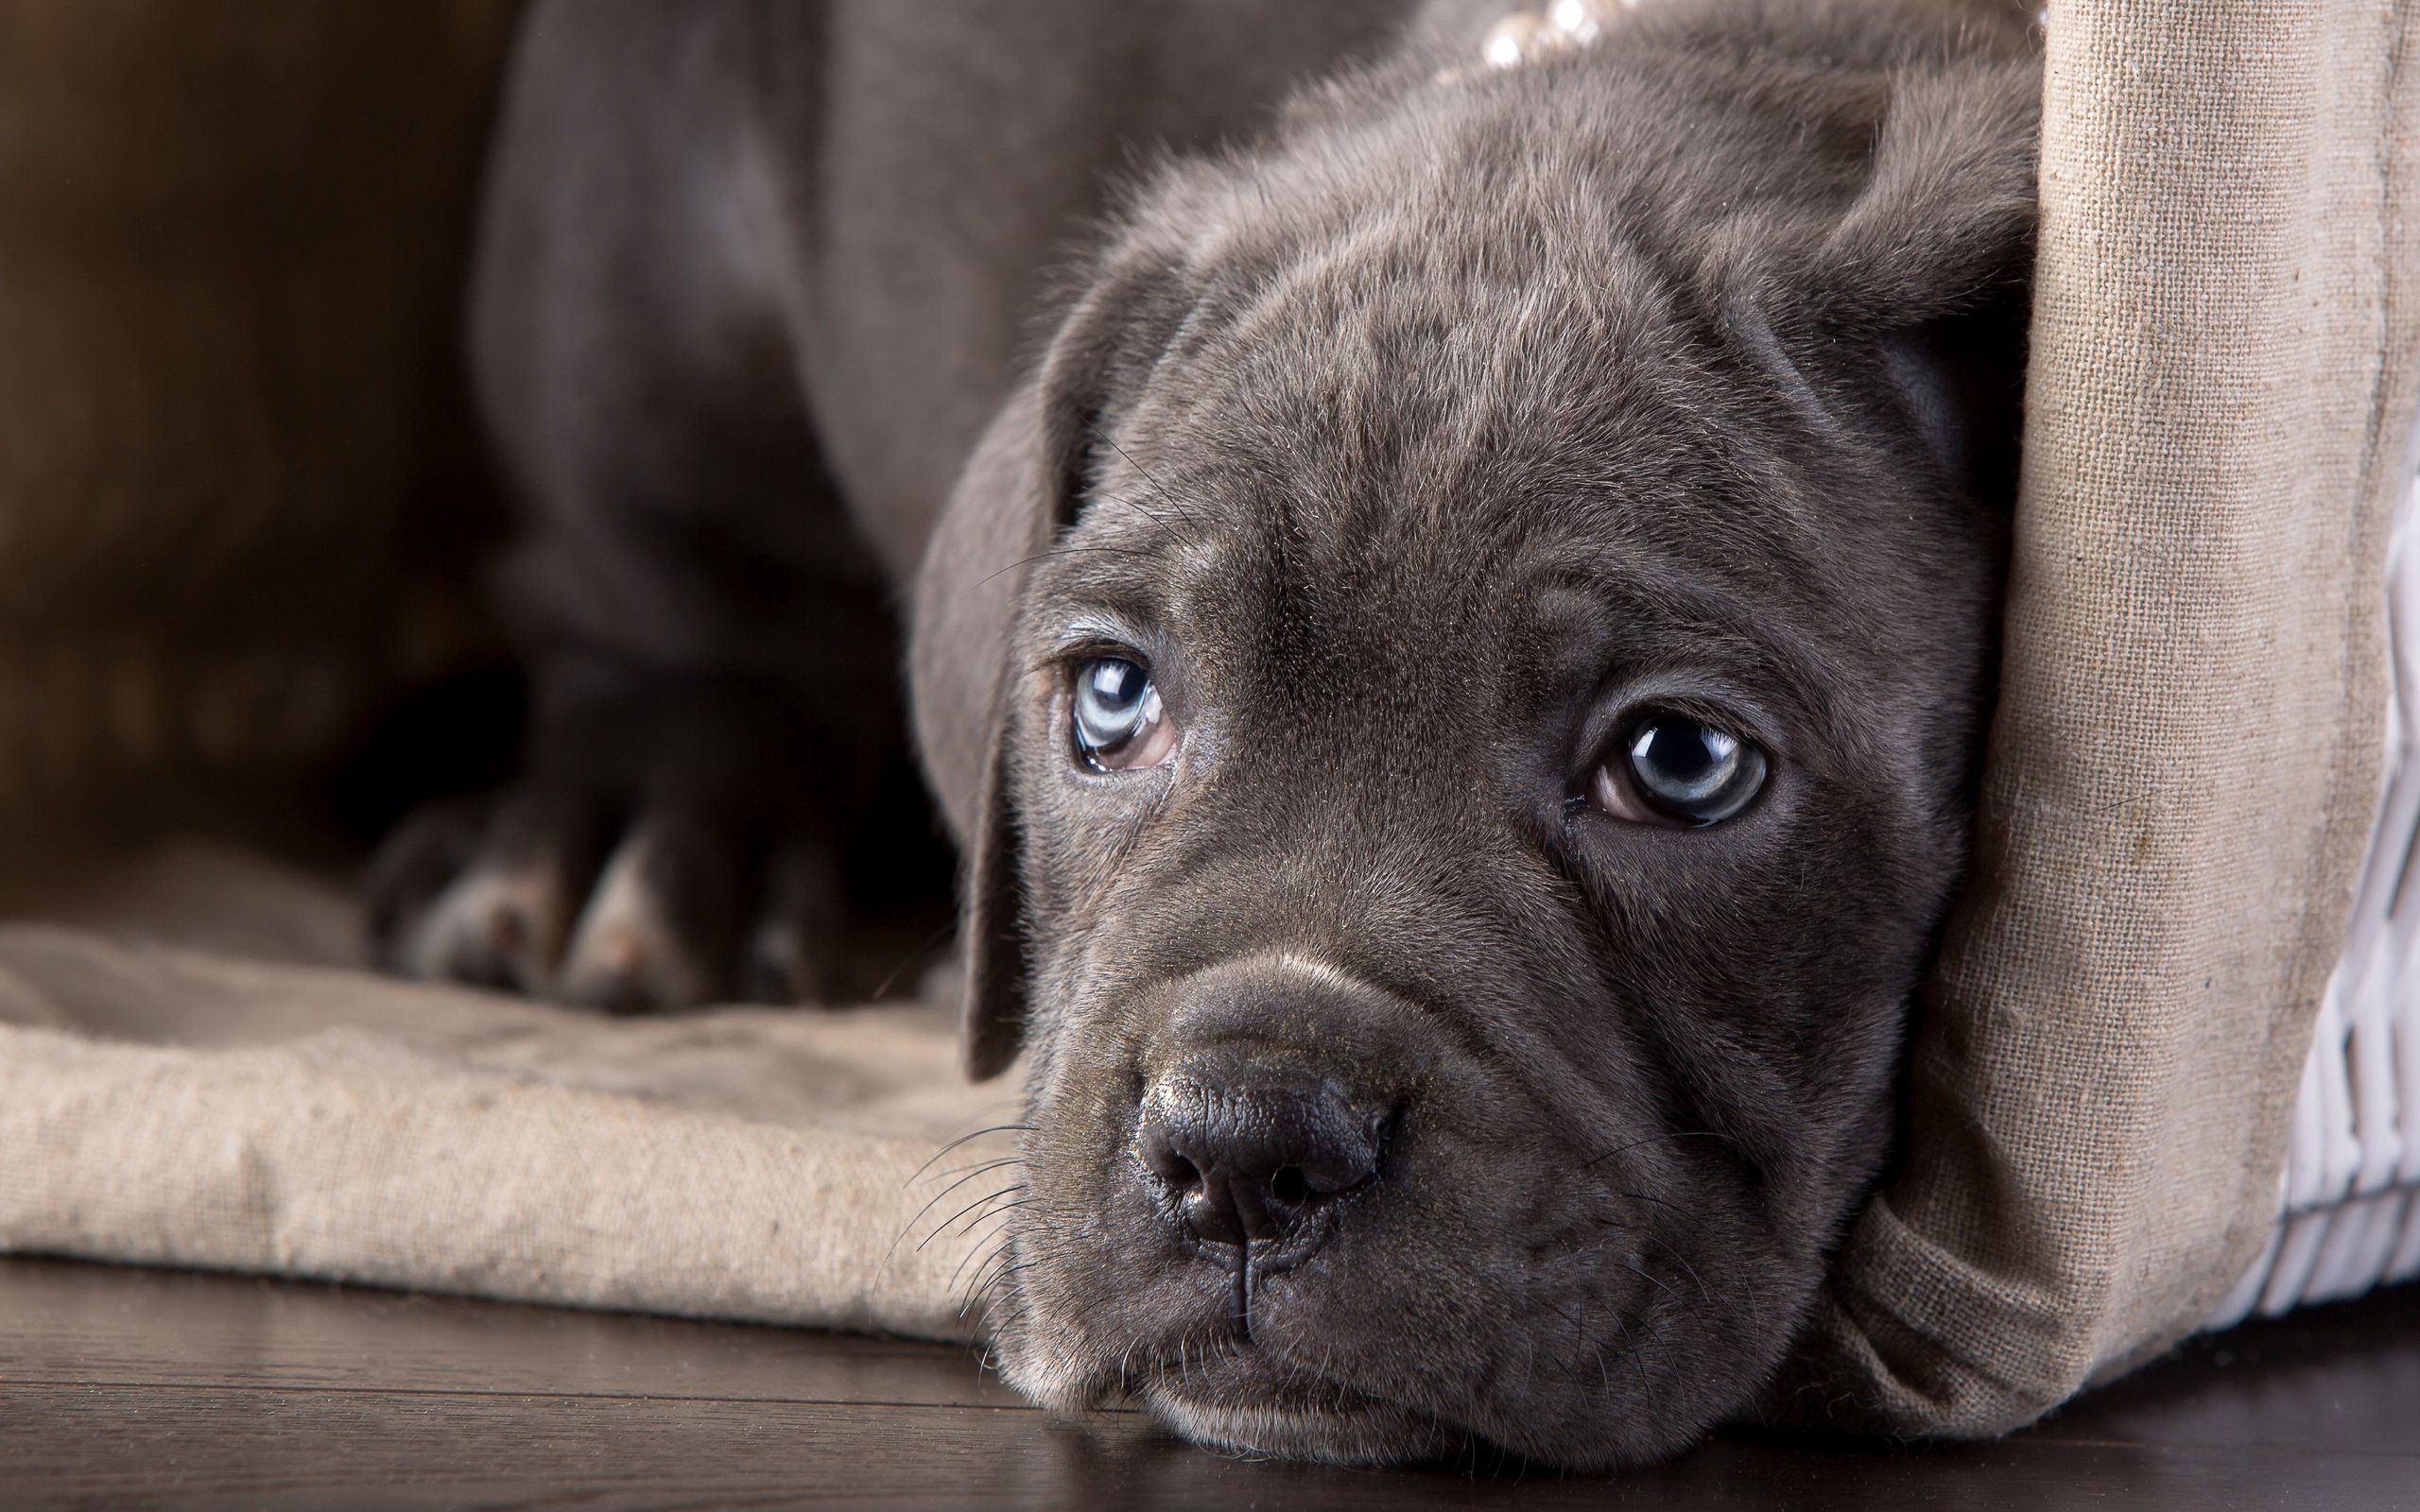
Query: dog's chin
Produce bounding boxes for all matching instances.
[1128,1347,1465,1467]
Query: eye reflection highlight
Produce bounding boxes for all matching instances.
[1071,656,1175,771]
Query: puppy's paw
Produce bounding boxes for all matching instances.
[366,788,838,1012]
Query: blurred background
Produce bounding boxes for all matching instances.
[0,2,531,885]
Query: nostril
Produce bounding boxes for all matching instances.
[1153,1148,1203,1194]
[1270,1165,1310,1205]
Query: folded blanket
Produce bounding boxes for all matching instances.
[0,847,1015,1341]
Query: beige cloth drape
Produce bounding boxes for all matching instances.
[1771,0,2420,1435]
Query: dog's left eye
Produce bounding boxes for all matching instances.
[1592,713,1768,826]
[1071,656,1175,771]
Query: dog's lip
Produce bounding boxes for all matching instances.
[1128,1341,1463,1465]
[1121,1328,1361,1411]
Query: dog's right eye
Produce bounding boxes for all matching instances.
[1591,713,1768,826]
[1071,656,1175,771]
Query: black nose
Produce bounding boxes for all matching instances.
[1134,1061,1386,1249]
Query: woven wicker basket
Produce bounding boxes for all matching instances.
[2213,459,2420,1325]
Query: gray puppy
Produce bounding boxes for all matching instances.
[372,0,2041,1469]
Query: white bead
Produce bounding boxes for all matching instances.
[1546,0,1608,43]
[1483,12,1549,69]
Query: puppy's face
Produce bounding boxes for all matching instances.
[925,13,2037,1471]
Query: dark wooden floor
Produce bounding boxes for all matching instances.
[1,1256,2413,1510]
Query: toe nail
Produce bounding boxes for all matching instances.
[597,926,643,977]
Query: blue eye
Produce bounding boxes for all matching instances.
[1072,656,1169,770]
[1622,714,1766,825]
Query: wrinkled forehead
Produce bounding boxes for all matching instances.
[1041,249,1820,673]
[1143,211,1705,502]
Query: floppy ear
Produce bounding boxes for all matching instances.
[909,259,1179,1081]
[1720,51,2040,508]
[911,382,1062,1082]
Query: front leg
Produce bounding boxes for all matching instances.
[366,0,883,1010]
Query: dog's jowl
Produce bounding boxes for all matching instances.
[373,0,2040,1469]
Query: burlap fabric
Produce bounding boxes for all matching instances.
[1770,0,2420,1435]
[0,848,1014,1341]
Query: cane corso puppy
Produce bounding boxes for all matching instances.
[369,0,2040,1469]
